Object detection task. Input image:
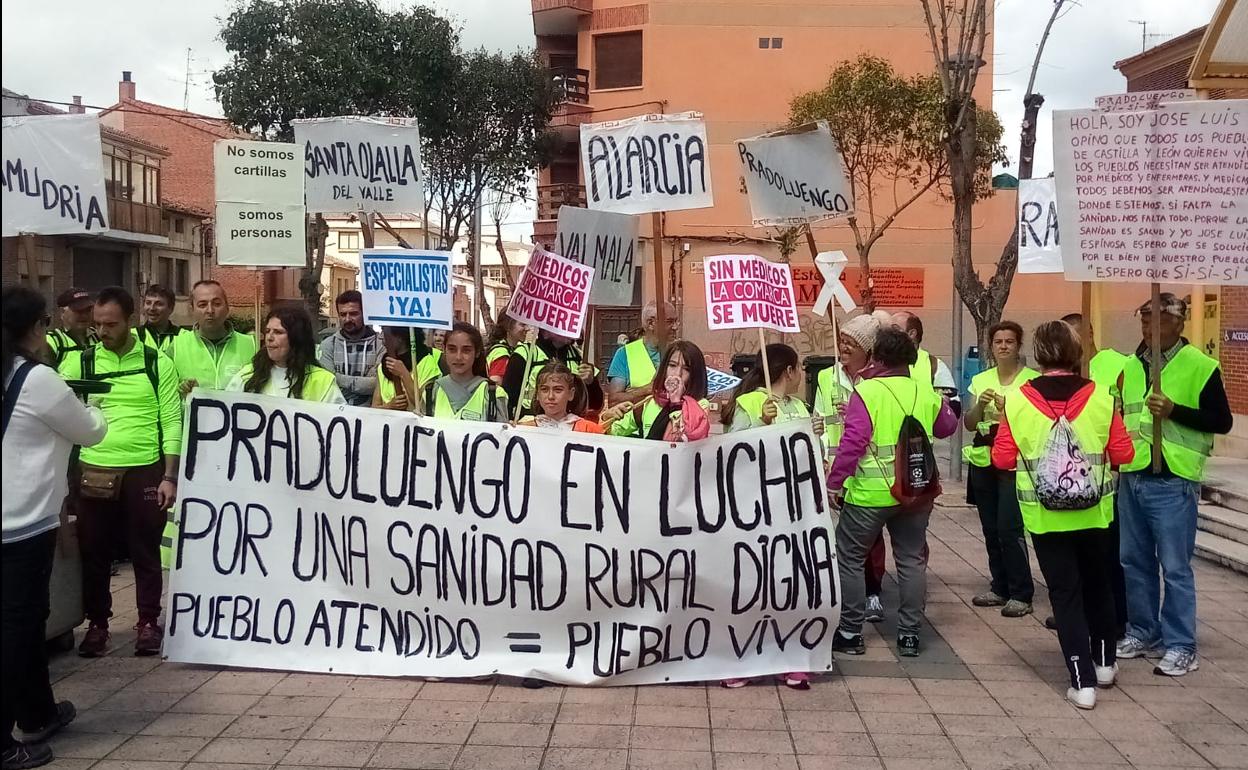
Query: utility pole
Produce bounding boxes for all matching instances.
[183,48,192,110]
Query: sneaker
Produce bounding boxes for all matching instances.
[77,624,109,658]
[831,630,865,655]
[521,678,546,690]
[865,595,885,623]
[1066,686,1097,710]
[720,678,749,689]
[134,621,163,657]
[1001,600,1034,618]
[1044,615,1058,630]
[972,590,1006,607]
[1095,663,1118,689]
[1,742,54,770]
[897,634,921,658]
[1115,635,1160,660]
[19,702,76,743]
[781,672,811,690]
[1153,649,1200,677]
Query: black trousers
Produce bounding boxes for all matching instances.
[969,465,1034,603]
[1107,506,1127,639]
[2,529,58,749]
[1031,526,1117,690]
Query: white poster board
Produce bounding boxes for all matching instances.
[1094,89,1196,112]
[359,248,454,329]
[509,248,595,338]
[704,254,801,333]
[581,112,713,215]
[736,121,853,226]
[1,114,109,237]
[214,140,306,266]
[556,206,638,307]
[293,116,424,215]
[1052,99,1248,285]
[706,367,742,397]
[1017,178,1062,274]
[166,392,837,684]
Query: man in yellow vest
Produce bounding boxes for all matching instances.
[607,301,678,403]
[45,288,97,369]
[136,284,184,355]
[1116,294,1232,677]
[169,280,257,397]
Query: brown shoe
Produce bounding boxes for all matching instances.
[78,624,110,658]
[134,621,163,657]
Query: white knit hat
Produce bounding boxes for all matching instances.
[840,313,882,352]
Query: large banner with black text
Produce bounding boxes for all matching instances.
[165,392,838,685]
[580,113,714,215]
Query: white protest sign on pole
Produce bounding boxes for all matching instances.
[556,206,638,306]
[292,116,424,215]
[811,250,856,315]
[509,247,594,338]
[165,392,837,684]
[581,112,713,215]
[359,248,454,329]
[2,114,109,237]
[214,139,305,266]
[1094,89,1196,112]
[1017,178,1062,274]
[736,121,853,227]
[706,367,742,397]
[704,254,801,333]
[1052,99,1248,285]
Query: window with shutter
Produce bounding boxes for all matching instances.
[594,32,642,89]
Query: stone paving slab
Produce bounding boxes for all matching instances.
[33,500,1248,768]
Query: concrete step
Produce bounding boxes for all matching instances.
[1202,459,1248,515]
[1204,484,1248,516]
[1198,504,1248,547]
[1194,531,1248,576]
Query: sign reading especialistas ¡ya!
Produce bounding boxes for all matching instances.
[556,206,638,307]
[509,247,594,338]
[1052,99,1248,285]
[360,248,453,329]
[581,112,714,215]
[1018,178,1062,274]
[165,392,838,685]
[704,254,801,333]
[214,139,306,267]
[736,121,853,227]
[2,114,109,237]
[292,116,424,215]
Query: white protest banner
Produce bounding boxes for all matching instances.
[706,367,742,397]
[360,248,454,329]
[704,254,800,333]
[556,206,638,306]
[1018,178,1062,274]
[1094,89,1196,112]
[292,116,424,215]
[736,121,853,227]
[165,392,837,684]
[509,248,594,338]
[214,139,305,266]
[1052,100,1248,285]
[2,114,108,237]
[581,112,713,215]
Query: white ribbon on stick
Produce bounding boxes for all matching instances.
[811,250,856,316]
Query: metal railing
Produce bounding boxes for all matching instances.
[536,183,586,221]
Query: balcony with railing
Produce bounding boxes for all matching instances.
[533,183,586,242]
[552,67,589,105]
[107,197,164,236]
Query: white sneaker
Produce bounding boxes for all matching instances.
[1153,649,1199,677]
[1115,635,1160,659]
[865,595,885,623]
[1066,687,1097,710]
[1095,663,1118,688]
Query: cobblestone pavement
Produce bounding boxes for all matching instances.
[35,500,1248,769]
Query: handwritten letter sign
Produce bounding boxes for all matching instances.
[736,122,853,226]
[509,248,594,338]
[2,114,109,237]
[1018,178,1062,274]
[556,206,638,307]
[704,254,800,333]
[581,113,714,215]
[293,116,424,215]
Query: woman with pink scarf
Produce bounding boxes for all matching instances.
[603,340,711,441]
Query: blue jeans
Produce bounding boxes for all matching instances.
[1118,473,1199,653]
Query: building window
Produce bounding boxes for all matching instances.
[771,37,783,49]
[338,232,360,252]
[759,37,770,49]
[594,31,642,89]
[173,217,185,234]
[176,260,189,295]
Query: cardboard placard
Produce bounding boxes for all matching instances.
[360,248,453,329]
[581,112,713,215]
[1018,178,1062,274]
[704,254,800,333]
[292,116,424,215]
[736,121,853,226]
[214,139,306,267]
[556,206,638,306]
[2,114,109,237]
[509,247,595,338]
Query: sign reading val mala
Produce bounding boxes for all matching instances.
[509,248,594,338]
[556,206,638,307]
[736,121,853,227]
[360,248,453,329]
[2,114,109,237]
[704,254,800,333]
[581,112,713,215]
[214,139,305,266]
[293,116,424,215]
[164,392,837,684]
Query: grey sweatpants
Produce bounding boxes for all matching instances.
[836,501,932,635]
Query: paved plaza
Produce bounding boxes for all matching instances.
[35,498,1248,770]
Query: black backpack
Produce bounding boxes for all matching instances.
[2,359,39,438]
[878,381,941,508]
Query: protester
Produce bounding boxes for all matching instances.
[229,304,344,403]
[318,289,383,406]
[503,329,602,417]
[723,343,815,431]
[424,322,508,422]
[517,362,604,433]
[964,321,1039,617]
[372,327,418,413]
[891,311,937,388]
[168,280,257,397]
[45,288,96,369]
[135,284,183,355]
[1061,313,1128,400]
[3,287,107,769]
[992,320,1133,709]
[608,301,678,402]
[604,340,710,442]
[485,311,528,384]
[1116,294,1232,677]
[828,328,957,658]
[57,287,182,658]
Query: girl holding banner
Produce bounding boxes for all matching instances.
[722,344,820,434]
[423,322,508,422]
[516,362,604,434]
[228,305,343,403]
[371,327,419,412]
[604,341,711,442]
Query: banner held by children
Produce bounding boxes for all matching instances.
[556,206,638,307]
[292,116,424,215]
[165,392,837,685]
[1018,178,1062,274]
[509,247,595,338]
[581,113,714,215]
[214,139,306,266]
[360,248,453,329]
[736,122,853,227]
[704,254,801,334]
[2,114,109,237]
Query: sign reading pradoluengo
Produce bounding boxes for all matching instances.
[165,392,837,685]
[736,122,854,227]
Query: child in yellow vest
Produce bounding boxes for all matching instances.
[423,322,508,422]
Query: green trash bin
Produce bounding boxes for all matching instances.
[802,355,838,408]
